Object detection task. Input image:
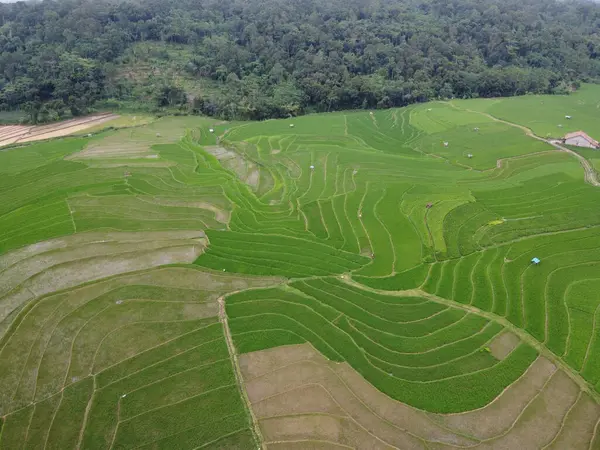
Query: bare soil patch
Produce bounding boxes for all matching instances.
[545,393,600,449]
[240,344,472,449]
[126,267,283,292]
[260,415,394,449]
[0,230,205,271]
[26,245,203,297]
[462,370,581,450]
[240,344,597,450]
[0,242,206,326]
[253,384,345,418]
[203,145,261,191]
[68,142,155,160]
[431,356,557,439]
[0,114,118,148]
[0,237,205,298]
[488,331,521,360]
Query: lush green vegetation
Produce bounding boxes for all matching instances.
[3,85,600,445]
[2,0,600,122]
[227,282,536,413]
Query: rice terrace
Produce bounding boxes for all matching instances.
[3,86,600,449]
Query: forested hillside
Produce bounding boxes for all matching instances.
[2,0,600,122]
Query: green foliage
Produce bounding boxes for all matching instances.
[2,0,600,120]
[226,283,537,412]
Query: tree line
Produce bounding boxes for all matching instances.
[1,0,600,122]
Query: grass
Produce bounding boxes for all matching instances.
[81,115,156,134]
[2,85,600,444]
[0,110,26,124]
[454,84,600,140]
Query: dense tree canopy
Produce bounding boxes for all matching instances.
[1,0,600,121]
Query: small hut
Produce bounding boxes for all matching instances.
[310,165,315,170]
[467,153,473,159]
[209,128,214,133]
[290,124,295,128]
[443,141,449,147]
[531,257,541,265]
[426,203,433,209]
[565,115,572,120]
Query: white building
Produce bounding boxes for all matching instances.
[563,131,599,149]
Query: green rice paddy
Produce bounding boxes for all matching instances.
[2,85,600,446]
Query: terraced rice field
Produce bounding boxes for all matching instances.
[3,86,600,448]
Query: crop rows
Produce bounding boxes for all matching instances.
[420,226,600,394]
[226,278,537,413]
[0,267,278,449]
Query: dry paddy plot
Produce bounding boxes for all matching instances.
[0,113,118,147]
[0,230,207,336]
[240,344,600,450]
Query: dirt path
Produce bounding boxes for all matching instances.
[218,296,265,449]
[341,278,600,405]
[448,103,600,187]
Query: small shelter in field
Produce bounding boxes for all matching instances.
[565,115,572,119]
[310,165,315,170]
[531,257,541,265]
[426,203,433,209]
[209,128,214,133]
[290,124,295,128]
[443,141,449,147]
[563,131,599,149]
[467,153,473,159]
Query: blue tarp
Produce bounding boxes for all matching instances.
[532,257,541,264]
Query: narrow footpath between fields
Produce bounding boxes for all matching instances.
[342,277,600,406]
[218,296,265,450]
[447,103,600,187]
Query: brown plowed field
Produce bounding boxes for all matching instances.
[239,344,600,449]
[0,113,118,147]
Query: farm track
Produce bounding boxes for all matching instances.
[219,296,265,449]
[447,103,600,187]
